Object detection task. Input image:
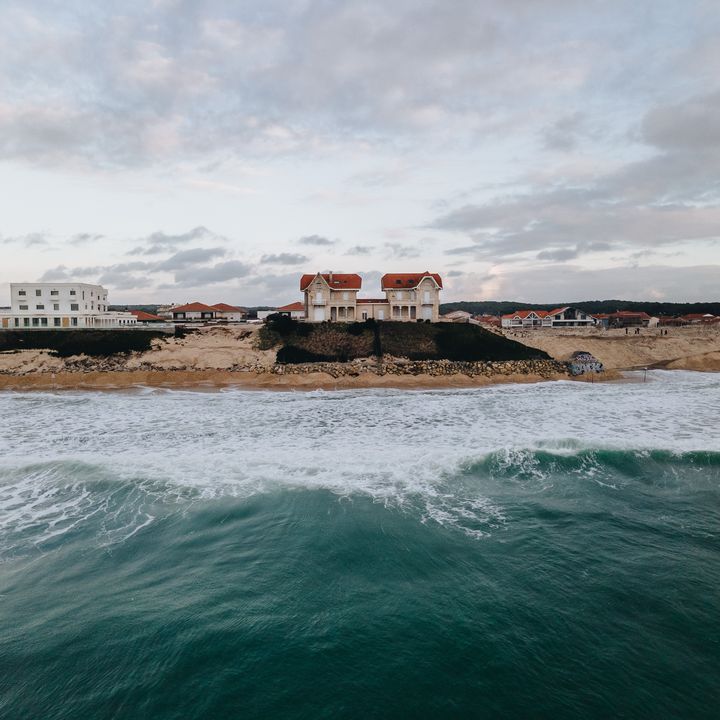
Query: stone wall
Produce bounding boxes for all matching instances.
[267,357,569,378]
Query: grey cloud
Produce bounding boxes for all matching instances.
[260,252,309,265]
[642,91,720,151]
[541,111,587,151]
[346,245,374,255]
[0,0,651,168]
[39,265,104,281]
[493,264,720,304]
[298,234,336,246]
[2,232,49,247]
[155,246,227,270]
[385,242,420,259]
[38,261,153,287]
[128,227,217,255]
[431,92,720,262]
[537,247,579,261]
[173,260,252,286]
[69,232,104,245]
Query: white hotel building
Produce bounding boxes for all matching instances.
[0,283,137,329]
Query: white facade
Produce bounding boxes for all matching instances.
[0,283,137,329]
[301,272,442,323]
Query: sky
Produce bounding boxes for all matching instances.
[1,0,719,307]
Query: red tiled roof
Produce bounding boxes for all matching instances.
[501,309,549,319]
[300,273,362,290]
[172,302,217,313]
[211,303,246,313]
[381,272,443,289]
[682,313,715,320]
[546,307,570,316]
[357,298,389,304]
[130,310,164,321]
[277,302,305,311]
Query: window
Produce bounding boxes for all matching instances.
[82,291,85,299]
[14,318,19,327]
[343,291,349,300]
[50,290,58,296]
[70,303,79,311]
[53,304,59,311]
[19,304,28,310]
[36,304,45,310]
[40,318,48,327]
[35,289,42,296]
[71,317,78,326]
[32,318,39,326]
[18,290,26,296]
[54,318,61,327]
[23,318,29,327]
[70,290,76,296]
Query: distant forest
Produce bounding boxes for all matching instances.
[439,300,720,317]
[110,301,720,319]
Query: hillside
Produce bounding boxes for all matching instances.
[258,317,550,363]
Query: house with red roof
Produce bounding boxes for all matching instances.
[501,307,596,329]
[171,302,218,321]
[129,310,165,323]
[211,303,248,322]
[300,271,443,322]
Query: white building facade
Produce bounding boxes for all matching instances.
[0,283,137,329]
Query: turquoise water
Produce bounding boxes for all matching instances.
[1,372,719,718]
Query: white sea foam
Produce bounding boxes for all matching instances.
[0,370,719,546]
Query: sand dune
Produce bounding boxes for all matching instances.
[502,326,720,372]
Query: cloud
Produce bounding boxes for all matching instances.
[155,246,227,270]
[260,252,309,265]
[128,226,217,255]
[385,242,420,259]
[2,232,49,247]
[346,245,374,255]
[298,234,336,246]
[173,260,252,286]
[68,232,104,245]
[541,111,588,151]
[430,91,720,263]
[39,261,153,286]
[641,90,720,151]
[489,264,720,304]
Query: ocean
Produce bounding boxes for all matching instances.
[1,371,719,719]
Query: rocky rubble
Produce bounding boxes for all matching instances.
[268,357,569,379]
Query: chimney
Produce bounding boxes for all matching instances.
[329,271,333,284]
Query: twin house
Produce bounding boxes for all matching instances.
[300,272,443,322]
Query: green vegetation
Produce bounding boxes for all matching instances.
[260,317,548,364]
[0,329,171,357]
[440,300,720,317]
